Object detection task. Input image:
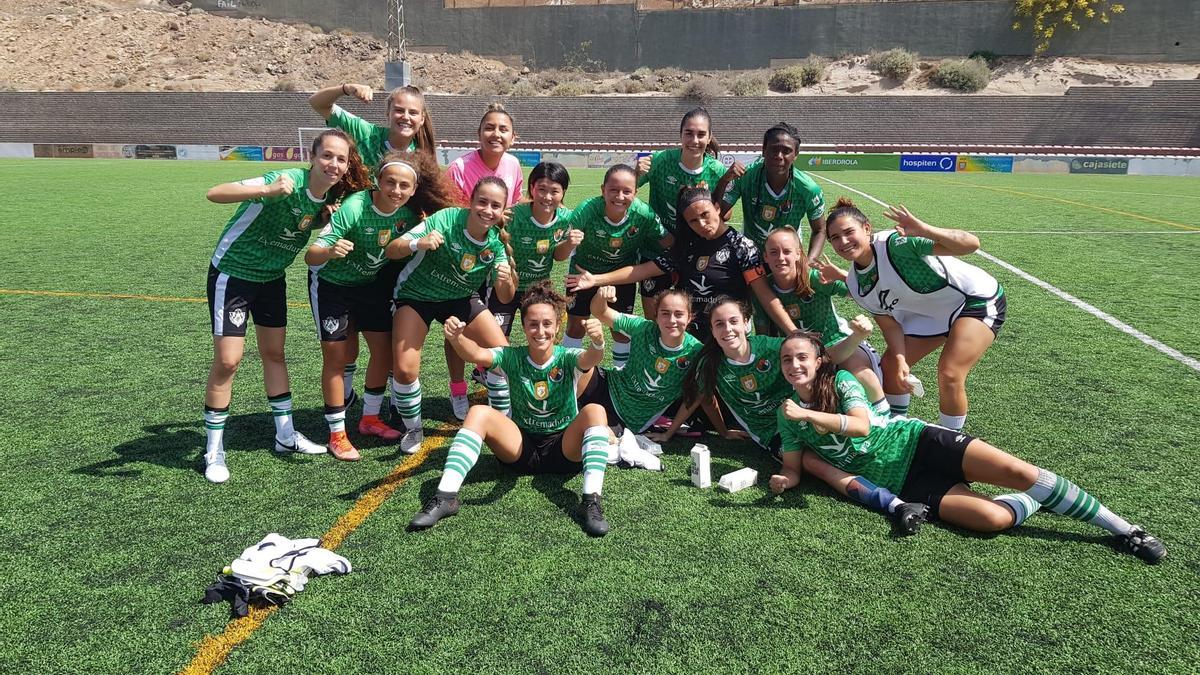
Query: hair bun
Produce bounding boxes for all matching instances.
[834,196,857,209]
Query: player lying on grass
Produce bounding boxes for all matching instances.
[752,227,888,414]
[303,151,458,461]
[384,177,516,454]
[577,285,703,434]
[557,164,669,369]
[826,198,1005,431]
[567,186,794,343]
[635,107,727,317]
[309,82,457,412]
[409,281,614,537]
[713,122,827,259]
[200,129,371,483]
[772,330,1167,563]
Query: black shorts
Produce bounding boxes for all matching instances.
[394,292,487,327]
[207,265,286,337]
[505,429,582,475]
[567,282,636,318]
[898,425,974,515]
[307,271,393,341]
[958,292,1007,337]
[578,368,622,428]
[486,288,525,337]
[639,268,669,297]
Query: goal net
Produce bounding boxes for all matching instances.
[298,127,332,161]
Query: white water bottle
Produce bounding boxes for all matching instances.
[690,444,712,488]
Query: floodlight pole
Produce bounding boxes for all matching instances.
[385,0,412,88]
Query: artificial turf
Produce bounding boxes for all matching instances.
[0,160,1197,673]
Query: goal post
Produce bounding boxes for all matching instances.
[298,127,332,161]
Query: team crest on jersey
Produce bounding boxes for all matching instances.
[676,355,691,370]
[536,239,550,254]
[628,226,639,237]
[323,317,341,335]
[228,308,247,328]
[755,358,772,373]
[786,304,801,319]
[697,180,709,189]
[654,357,670,374]
[695,256,709,271]
[609,237,623,249]
[740,374,758,392]
[761,205,777,222]
[460,253,476,271]
[479,249,495,264]
[666,176,678,185]
[299,215,316,231]
[714,248,730,264]
[780,200,793,214]
[554,229,565,241]
[533,381,550,400]
[377,229,392,247]
[549,366,564,383]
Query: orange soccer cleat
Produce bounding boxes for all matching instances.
[328,431,361,462]
[358,415,403,441]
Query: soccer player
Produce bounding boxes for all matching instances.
[578,285,703,434]
[408,281,614,537]
[556,164,669,369]
[752,227,888,414]
[385,177,516,453]
[772,330,1167,563]
[201,130,371,483]
[304,152,458,461]
[566,187,795,342]
[308,83,439,165]
[488,161,573,338]
[826,199,1005,431]
[713,122,827,260]
[635,107,727,316]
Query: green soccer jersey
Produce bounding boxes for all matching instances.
[777,371,923,492]
[489,345,584,434]
[210,168,329,283]
[637,148,727,231]
[326,105,417,169]
[394,208,509,302]
[722,160,826,250]
[506,202,572,292]
[752,268,851,346]
[712,334,793,447]
[606,314,703,433]
[567,196,665,274]
[312,191,418,287]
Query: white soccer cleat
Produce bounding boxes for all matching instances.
[450,394,470,421]
[204,448,230,483]
[399,428,424,455]
[274,430,327,455]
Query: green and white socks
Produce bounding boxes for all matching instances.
[268,392,295,443]
[485,371,511,415]
[203,405,229,453]
[581,425,609,495]
[343,362,357,397]
[363,386,386,417]
[885,393,910,417]
[611,341,630,370]
[391,379,423,431]
[1024,468,1133,536]
[438,429,483,492]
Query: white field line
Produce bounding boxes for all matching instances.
[969,230,1199,235]
[809,182,1200,201]
[811,173,1200,374]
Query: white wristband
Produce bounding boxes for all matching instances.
[590,340,606,350]
[408,238,419,253]
[837,414,848,435]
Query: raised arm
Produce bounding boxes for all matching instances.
[309,83,374,120]
[589,285,622,328]
[749,276,797,334]
[883,204,979,256]
[443,316,497,368]
[206,173,293,204]
[712,161,745,219]
[575,318,608,372]
[385,221,440,260]
[565,260,664,293]
[824,315,873,364]
[781,398,871,438]
[554,226,585,261]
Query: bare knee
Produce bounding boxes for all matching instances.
[258,344,286,365]
[212,355,241,377]
[937,366,968,393]
[579,403,608,427]
[977,505,1016,532]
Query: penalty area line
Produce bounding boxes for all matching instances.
[810,173,1200,374]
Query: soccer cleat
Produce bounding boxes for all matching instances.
[470,368,487,387]
[274,430,327,455]
[358,415,402,441]
[579,494,610,537]
[408,490,461,530]
[890,502,930,536]
[328,432,361,462]
[450,394,470,421]
[204,448,229,483]
[343,389,358,409]
[1117,527,1167,564]
[399,428,424,455]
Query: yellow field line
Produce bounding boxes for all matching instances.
[0,288,309,308]
[932,180,1200,231]
[180,423,456,675]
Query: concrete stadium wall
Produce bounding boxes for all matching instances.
[191,0,1200,69]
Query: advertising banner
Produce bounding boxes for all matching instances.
[900,154,957,172]
[511,150,543,167]
[1069,157,1129,175]
[956,155,1013,173]
[800,154,900,172]
[90,144,127,159]
[718,152,758,168]
[437,148,471,166]
[538,151,592,168]
[0,143,34,158]
[220,146,264,161]
[133,144,178,160]
[33,143,94,158]
[176,145,221,161]
[587,152,638,168]
[1012,156,1070,174]
[264,146,303,162]
[1128,157,1200,177]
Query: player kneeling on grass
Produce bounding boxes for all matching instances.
[772,330,1166,563]
[200,129,371,483]
[409,281,614,537]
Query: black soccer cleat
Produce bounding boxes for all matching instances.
[1117,527,1167,564]
[580,493,610,537]
[408,490,461,531]
[890,502,930,537]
